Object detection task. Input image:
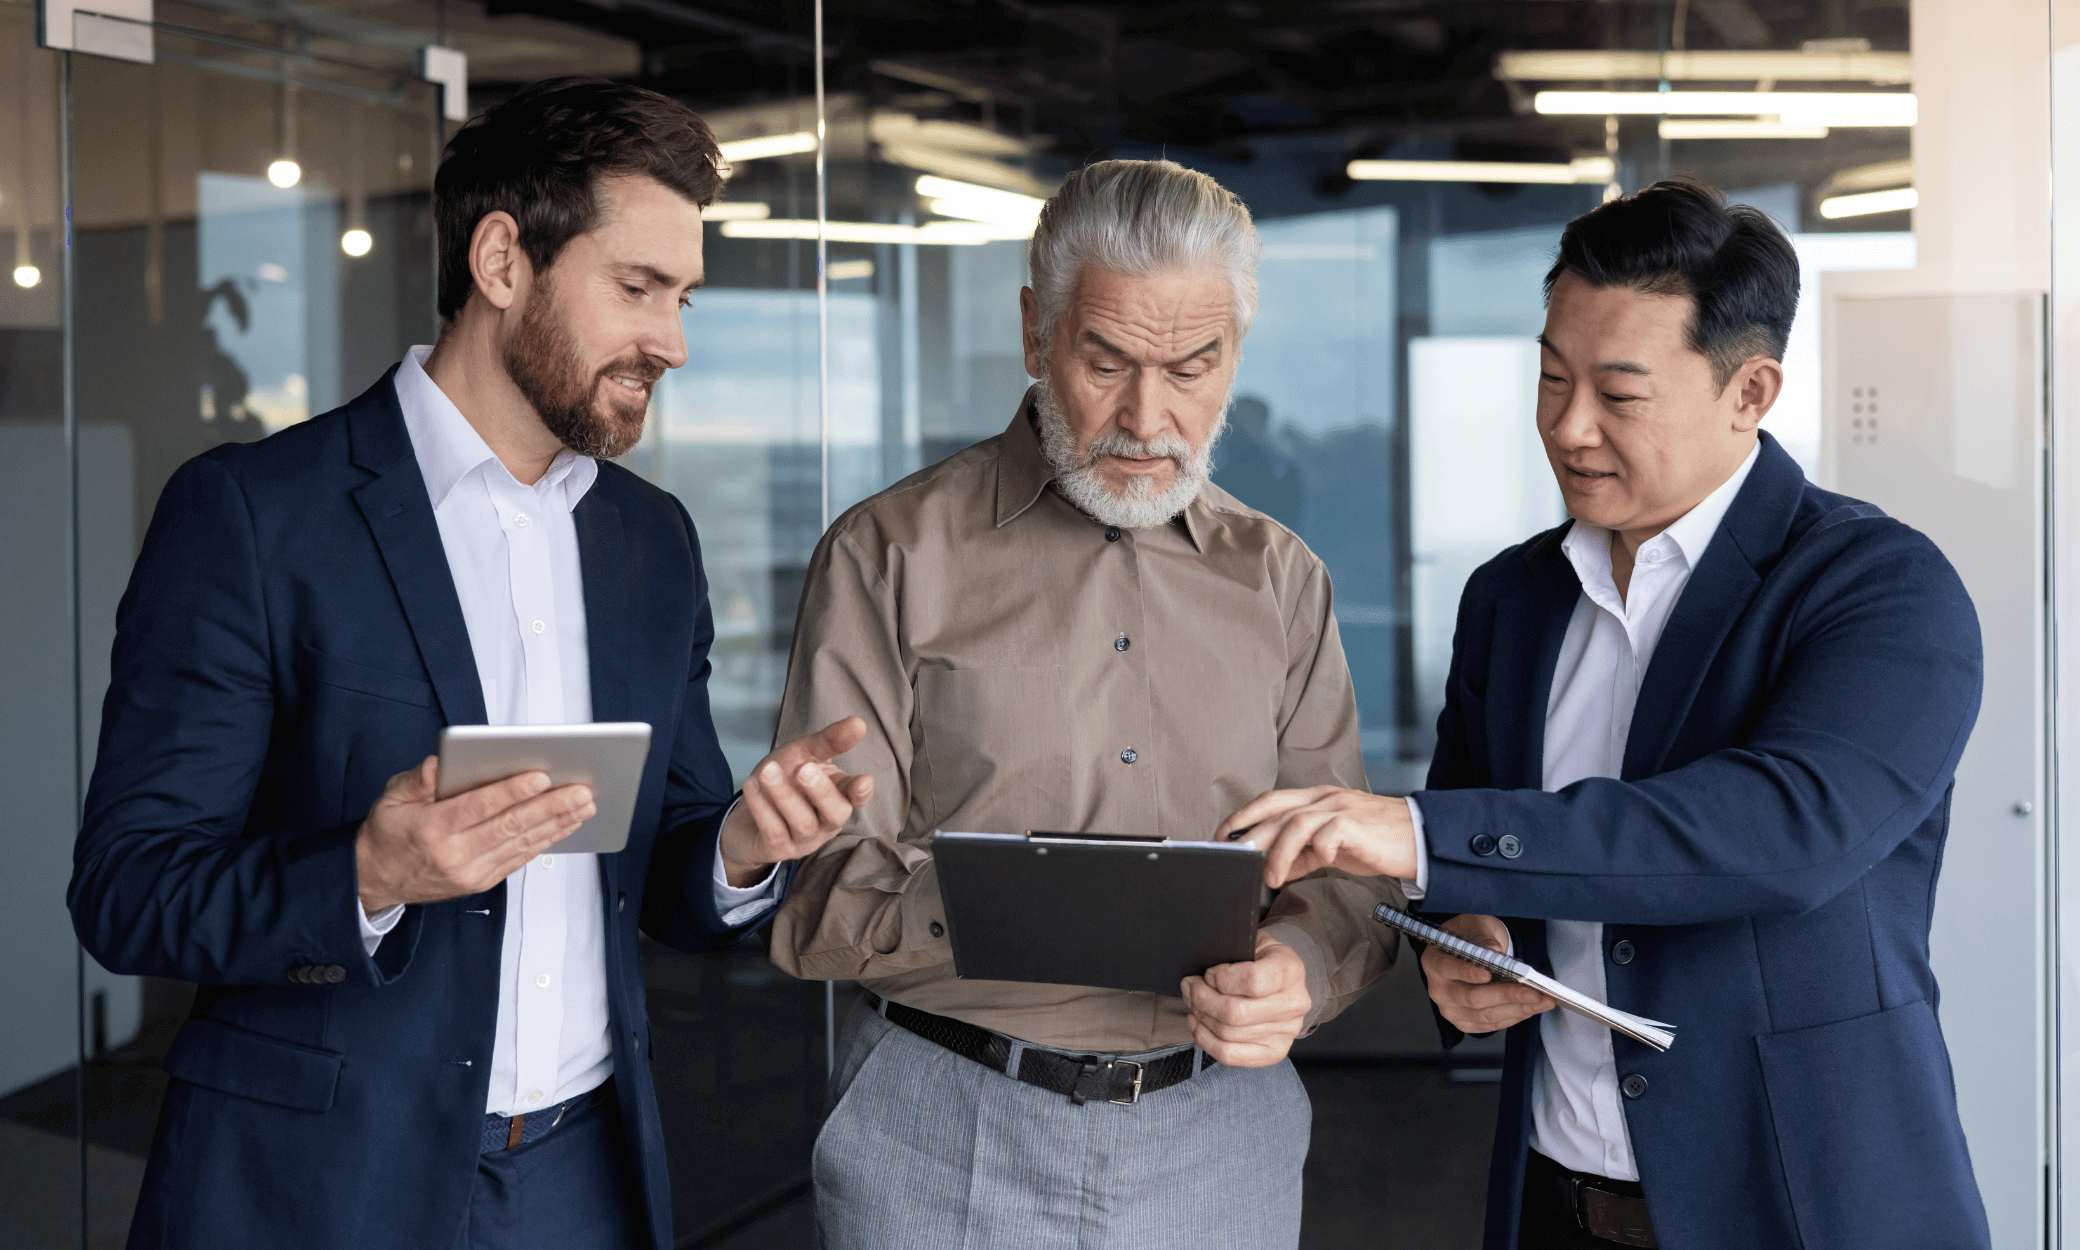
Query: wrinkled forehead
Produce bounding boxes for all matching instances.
[1064,265,1235,361]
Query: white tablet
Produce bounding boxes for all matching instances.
[436,723,653,855]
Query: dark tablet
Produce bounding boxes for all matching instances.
[931,830,1268,997]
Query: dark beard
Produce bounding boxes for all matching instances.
[502,278,662,459]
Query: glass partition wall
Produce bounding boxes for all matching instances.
[15,0,2074,1247]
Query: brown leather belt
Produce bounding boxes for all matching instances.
[1525,1149,1658,1248]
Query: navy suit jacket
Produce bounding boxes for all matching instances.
[70,369,769,1250]
[1416,433,1990,1250]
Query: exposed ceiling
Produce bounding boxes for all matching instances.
[170,0,1915,226]
[471,1,1909,156]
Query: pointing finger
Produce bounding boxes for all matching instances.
[796,716,866,764]
[1215,788,1321,840]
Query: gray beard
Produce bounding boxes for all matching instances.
[1033,376,1226,530]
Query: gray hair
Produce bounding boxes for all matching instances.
[1026,160,1261,355]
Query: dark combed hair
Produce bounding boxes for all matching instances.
[434,76,725,321]
[1543,178,1799,390]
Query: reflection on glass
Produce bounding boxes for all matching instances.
[634,288,878,780]
[0,9,86,1246]
[1226,206,1403,777]
[197,173,333,433]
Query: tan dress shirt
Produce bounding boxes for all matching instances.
[768,394,1403,1052]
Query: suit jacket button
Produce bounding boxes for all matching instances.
[1610,940,1635,965]
[325,965,346,983]
[1469,833,1498,857]
[1622,1073,1649,1099]
[288,967,305,983]
[1496,835,1523,859]
[618,892,627,913]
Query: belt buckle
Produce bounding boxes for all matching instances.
[1107,1059,1144,1106]
[1562,1173,1593,1233]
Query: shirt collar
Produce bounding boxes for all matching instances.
[993,386,1209,552]
[1561,439,1762,578]
[394,345,599,512]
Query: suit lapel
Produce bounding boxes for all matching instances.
[575,483,632,728]
[346,369,488,727]
[575,484,631,893]
[1621,434,1807,780]
[1489,528,1584,791]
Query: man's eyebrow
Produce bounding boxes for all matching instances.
[1537,334,1649,376]
[1080,330,1223,365]
[614,262,701,292]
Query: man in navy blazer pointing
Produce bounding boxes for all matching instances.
[1214,180,1988,1249]
[70,78,871,1250]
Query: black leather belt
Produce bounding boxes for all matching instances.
[1525,1149,1658,1248]
[862,990,1213,1106]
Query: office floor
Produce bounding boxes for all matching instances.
[0,947,1500,1250]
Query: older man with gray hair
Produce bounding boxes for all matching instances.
[768,159,1402,1249]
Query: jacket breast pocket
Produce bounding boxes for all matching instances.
[1754,999,1990,1249]
[914,665,1069,831]
[162,1016,344,1113]
[300,645,434,708]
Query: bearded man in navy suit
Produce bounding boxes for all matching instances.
[1213,180,1989,1250]
[70,78,872,1250]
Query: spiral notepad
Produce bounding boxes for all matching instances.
[1374,904,1677,1052]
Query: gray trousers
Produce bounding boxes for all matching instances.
[813,1002,1312,1250]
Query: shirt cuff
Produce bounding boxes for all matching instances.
[357,898,405,957]
[1399,796,1429,902]
[712,797,782,926]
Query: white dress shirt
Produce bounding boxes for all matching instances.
[357,346,778,1116]
[1406,441,1760,1181]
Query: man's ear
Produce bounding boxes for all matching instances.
[1728,354,1784,433]
[1019,286,1045,379]
[468,211,528,313]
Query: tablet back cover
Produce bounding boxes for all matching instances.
[932,832,1264,996]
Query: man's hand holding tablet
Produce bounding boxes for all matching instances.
[355,715,876,908]
[356,759,599,914]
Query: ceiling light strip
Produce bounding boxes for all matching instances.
[1345,157,1614,185]
[716,131,819,164]
[1819,187,1918,219]
[719,218,1026,245]
[1535,91,1916,127]
[1658,119,1830,140]
[1497,50,1912,85]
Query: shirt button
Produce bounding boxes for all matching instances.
[526,1089,544,1105]
[535,972,552,988]
[539,856,553,868]
[1497,834,1523,859]
[929,921,945,938]
[514,513,531,528]
[1622,1073,1649,1099]
[1120,748,1138,764]
[531,620,546,635]
[1105,526,1121,542]
[1114,635,1131,652]
[1610,939,1636,965]
[1469,833,1498,857]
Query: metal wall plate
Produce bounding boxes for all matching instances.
[37,0,153,64]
